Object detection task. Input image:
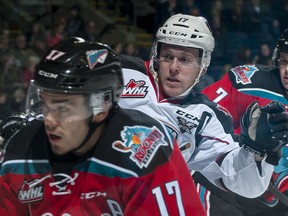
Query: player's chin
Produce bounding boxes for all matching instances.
[165,90,180,98]
[283,82,288,90]
[50,144,69,156]
[163,86,183,98]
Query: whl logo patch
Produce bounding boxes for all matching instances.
[112,126,168,168]
[121,79,148,98]
[231,65,259,85]
[18,179,44,203]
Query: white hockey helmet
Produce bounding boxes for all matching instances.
[150,14,215,75]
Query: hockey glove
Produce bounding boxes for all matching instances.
[240,101,288,165]
[0,113,31,142]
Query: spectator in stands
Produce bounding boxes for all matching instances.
[12,33,36,69]
[231,46,253,66]
[271,18,281,39]
[0,88,10,120]
[111,41,124,55]
[275,0,288,33]
[123,42,138,57]
[194,0,212,16]
[21,55,40,89]
[182,0,200,15]
[7,85,26,114]
[210,0,223,20]
[2,51,22,85]
[64,4,85,38]
[31,36,48,58]
[253,43,273,66]
[188,4,201,16]
[222,0,245,32]
[158,0,183,26]
[244,0,273,40]
[80,20,100,42]
[25,21,46,48]
[24,21,48,58]
[0,30,11,73]
[209,0,226,39]
[46,21,66,48]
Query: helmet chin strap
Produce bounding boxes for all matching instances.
[71,105,117,153]
[71,117,103,153]
[173,67,205,98]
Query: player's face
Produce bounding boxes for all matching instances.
[279,52,288,91]
[158,44,201,97]
[41,92,91,155]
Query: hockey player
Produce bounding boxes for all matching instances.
[0,37,206,215]
[200,29,288,215]
[117,13,288,209]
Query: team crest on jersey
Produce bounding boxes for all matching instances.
[177,116,197,134]
[175,109,199,134]
[112,126,168,168]
[231,65,259,84]
[121,79,148,98]
[86,49,108,69]
[18,179,44,203]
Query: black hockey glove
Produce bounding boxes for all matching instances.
[0,113,31,142]
[240,101,288,165]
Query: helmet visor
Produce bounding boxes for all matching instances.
[26,80,105,122]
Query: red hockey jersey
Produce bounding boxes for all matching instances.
[0,108,205,216]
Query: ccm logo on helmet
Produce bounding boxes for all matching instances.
[169,31,187,36]
[38,70,58,79]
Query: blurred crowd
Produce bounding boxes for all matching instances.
[0,0,287,119]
